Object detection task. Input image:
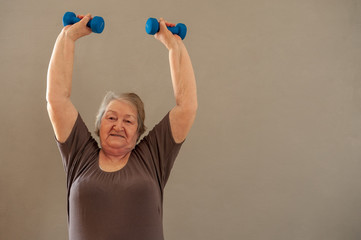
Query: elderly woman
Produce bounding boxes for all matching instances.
[46,14,197,240]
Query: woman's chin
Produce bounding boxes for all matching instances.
[102,143,132,154]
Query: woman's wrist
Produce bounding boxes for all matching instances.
[57,29,75,45]
[168,37,185,52]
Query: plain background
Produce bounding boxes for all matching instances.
[1,0,361,239]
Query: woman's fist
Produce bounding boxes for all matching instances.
[63,14,92,42]
[154,18,182,51]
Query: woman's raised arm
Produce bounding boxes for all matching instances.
[46,14,92,143]
[154,18,198,143]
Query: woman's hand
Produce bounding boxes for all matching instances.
[62,14,92,42]
[154,18,182,51]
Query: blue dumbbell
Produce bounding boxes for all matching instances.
[63,12,105,34]
[145,18,187,40]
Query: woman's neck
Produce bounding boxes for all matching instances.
[99,149,131,172]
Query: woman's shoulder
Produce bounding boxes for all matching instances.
[57,112,99,154]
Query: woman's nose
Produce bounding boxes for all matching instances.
[113,121,124,131]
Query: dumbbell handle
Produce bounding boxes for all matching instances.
[167,25,182,35]
[63,12,105,34]
[145,18,187,40]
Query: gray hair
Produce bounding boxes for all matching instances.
[95,91,146,141]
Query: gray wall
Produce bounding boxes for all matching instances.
[1,0,361,239]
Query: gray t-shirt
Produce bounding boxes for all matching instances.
[56,112,183,240]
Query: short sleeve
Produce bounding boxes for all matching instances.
[56,113,99,189]
[137,112,184,189]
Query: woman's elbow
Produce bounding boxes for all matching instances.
[183,102,198,118]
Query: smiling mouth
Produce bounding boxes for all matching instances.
[110,134,125,138]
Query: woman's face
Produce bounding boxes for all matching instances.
[99,100,139,154]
